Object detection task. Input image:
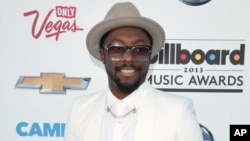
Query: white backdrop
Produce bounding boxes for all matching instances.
[0,0,249,141]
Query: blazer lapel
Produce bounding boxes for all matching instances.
[83,92,106,141]
[133,92,157,141]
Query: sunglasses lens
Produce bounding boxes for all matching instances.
[132,47,150,61]
[108,45,127,60]
[107,44,151,61]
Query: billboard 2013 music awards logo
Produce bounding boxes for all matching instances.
[148,39,245,93]
[23,6,83,41]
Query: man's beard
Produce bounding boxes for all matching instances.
[106,65,147,94]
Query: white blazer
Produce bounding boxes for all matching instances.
[64,86,203,141]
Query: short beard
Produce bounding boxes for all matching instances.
[114,76,143,94]
[106,65,147,94]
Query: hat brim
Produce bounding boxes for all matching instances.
[86,16,165,61]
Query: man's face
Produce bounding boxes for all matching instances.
[100,26,151,96]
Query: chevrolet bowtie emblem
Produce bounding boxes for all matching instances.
[15,73,91,94]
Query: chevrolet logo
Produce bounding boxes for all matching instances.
[15,73,91,94]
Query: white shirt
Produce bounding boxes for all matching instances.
[102,82,146,141]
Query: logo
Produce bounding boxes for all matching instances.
[151,43,245,65]
[180,0,211,6]
[230,125,250,141]
[148,39,245,93]
[15,73,91,94]
[200,124,214,141]
[16,122,65,137]
[23,6,83,41]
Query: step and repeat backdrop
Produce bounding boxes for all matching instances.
[1,0,249,141]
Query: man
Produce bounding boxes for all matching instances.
[64,2,203,141]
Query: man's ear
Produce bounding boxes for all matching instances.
[99,48,105,64]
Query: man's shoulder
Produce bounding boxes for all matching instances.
[146,86,192,105]
[72,89,107,106]
[145,86,194,117]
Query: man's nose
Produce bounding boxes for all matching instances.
[122,49,134,61]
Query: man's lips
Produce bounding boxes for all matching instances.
[120,69,135,73]
[117,65,138,76]
[119,69,136,77]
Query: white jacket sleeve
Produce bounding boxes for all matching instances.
[176,99,203,141]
